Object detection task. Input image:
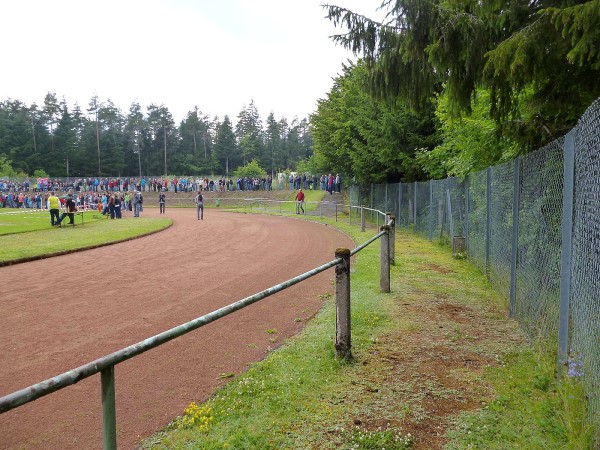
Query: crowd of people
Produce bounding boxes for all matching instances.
[0,173,342,195]
[0,189,147,219]
[0,173,342,212]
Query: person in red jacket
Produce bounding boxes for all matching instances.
[295,188,305,214]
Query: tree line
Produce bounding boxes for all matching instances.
[308,0,600,184]
[0,95,312,179]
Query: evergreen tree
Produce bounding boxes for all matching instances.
[98,99,126,176]
[214,116,239,176]
[265,112,282,177]
[310,62,437,183]
[325,0,600,149]
[179,107,215,174]
[124,102,146,177]
[235,100,264,166]
[87,95,103,176]
[147,104,176,176]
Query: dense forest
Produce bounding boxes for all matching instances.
[1,0,599,184]
[309,0,600,183]
[0,96,312,179]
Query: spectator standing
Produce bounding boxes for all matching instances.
[108,195,115,219]
[295,188,305,214]
[195,191,204,220]
[159,191,166,214]
[48,191,60,226]
[132,191,142,217]
[114,195,122,219]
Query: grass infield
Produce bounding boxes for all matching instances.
[0,209,171,264]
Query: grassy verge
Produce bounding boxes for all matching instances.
[141,214,584,449]
[0,212,171,264]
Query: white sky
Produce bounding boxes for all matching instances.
[1,0,383,124]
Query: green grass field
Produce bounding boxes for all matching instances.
[0,209,171,264]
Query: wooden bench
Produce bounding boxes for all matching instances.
[59,211,85,226]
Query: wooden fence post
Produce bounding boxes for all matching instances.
[387,215,395,265]
[380,226,391,293]
[335,248,352,359]
[361,206,365,232]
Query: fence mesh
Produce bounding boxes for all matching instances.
[488,161,515,299]
[448,177,466,239]
[571,98,600,421]
[516,140,564,344]
[467,170,488,274]
[358,97,600,425]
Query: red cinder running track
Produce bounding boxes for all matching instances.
[0,209,353,449]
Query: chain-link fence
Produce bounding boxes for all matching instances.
[350,97,600,426]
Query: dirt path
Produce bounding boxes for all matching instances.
[0,209,353,449]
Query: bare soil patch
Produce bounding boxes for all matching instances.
[343,292,522,450]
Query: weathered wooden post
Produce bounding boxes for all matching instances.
[335,248,352,359]
[380,225,391,293]
[361,206,365,232]
[387,214,396,265]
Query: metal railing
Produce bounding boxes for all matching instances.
[0,212,395,449]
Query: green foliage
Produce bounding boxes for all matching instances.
[0,155,16,177]
[310,62,438,183]
[325,0,600,151]
[32,169,49,179]
[417,89,520,179]
[233,159,267,179]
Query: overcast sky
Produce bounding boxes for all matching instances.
[1,0,383,124]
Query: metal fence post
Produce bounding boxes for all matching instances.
[370,183,374,222]
[428,181,433,241]
[447,185,454,240]
[398,182,403,226]
[385,184,388,213]
[388,215,396,265]
[558,130,575,374]
[413,181,418,226]
[486,167,492,278]
[464,175,470,252]
[509,157,521,317]
[101,366,117,450]
[335,248,352,359]
[361,206,365,232]
[380,225,391,293]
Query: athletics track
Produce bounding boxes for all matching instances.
[0,209,353,449]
